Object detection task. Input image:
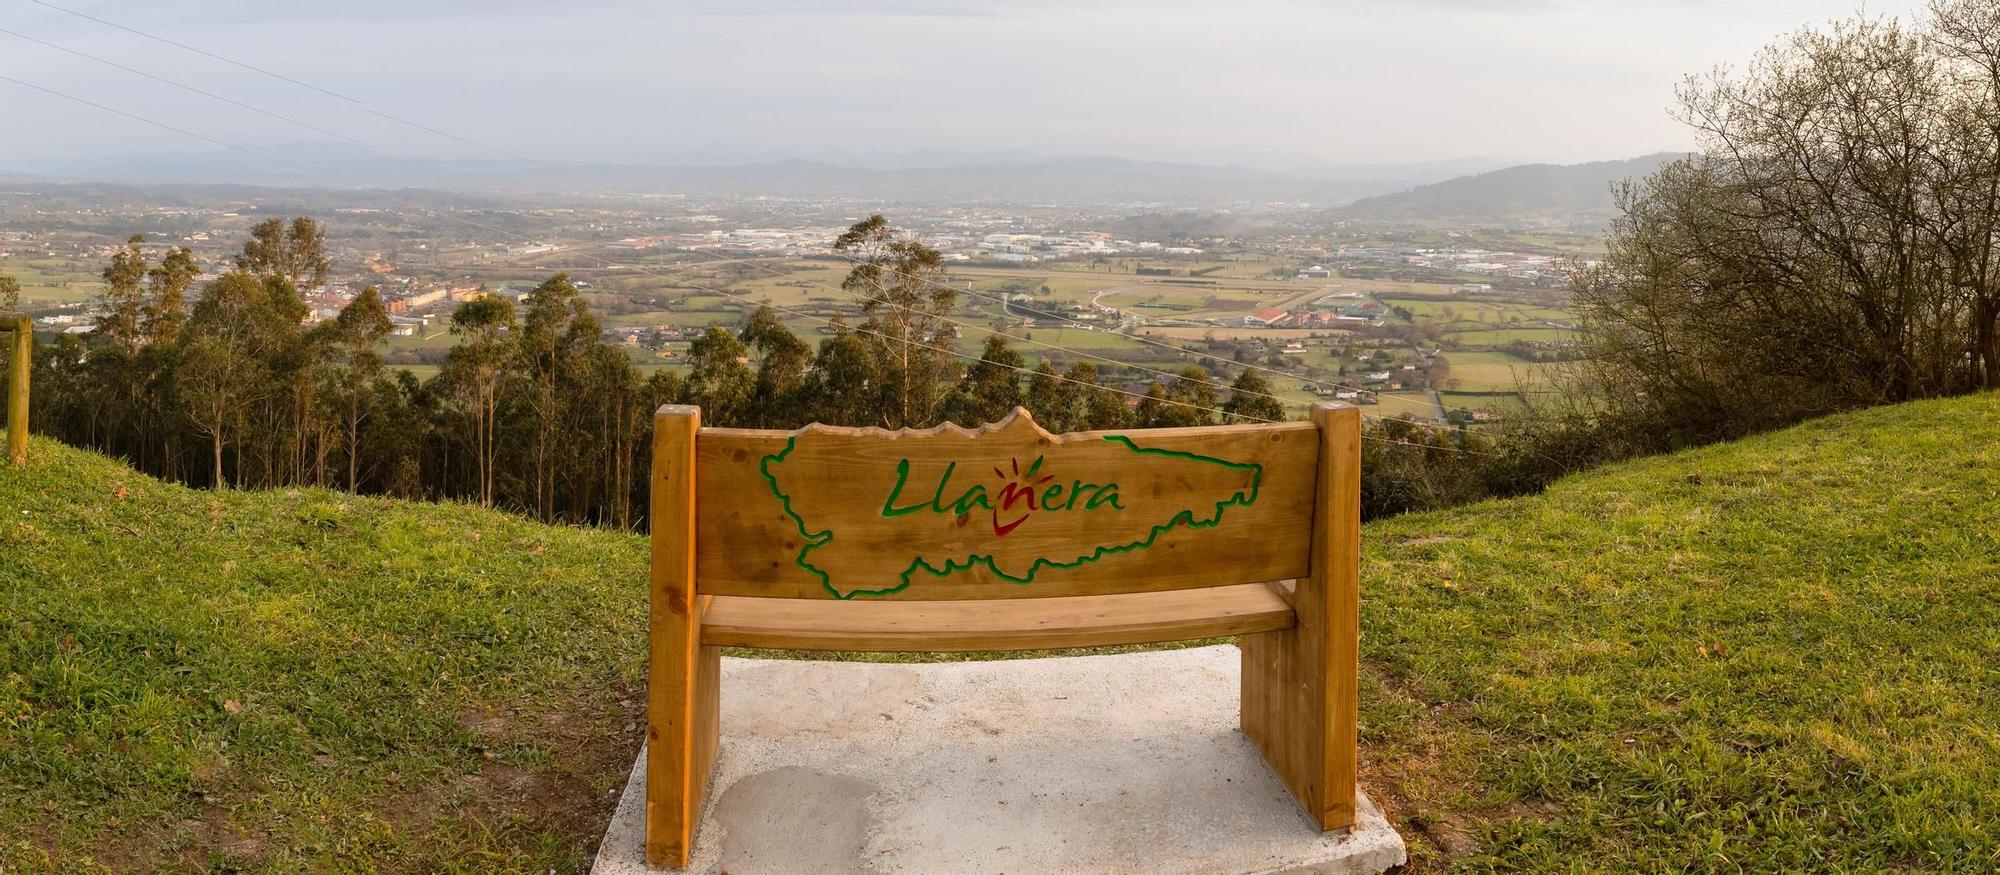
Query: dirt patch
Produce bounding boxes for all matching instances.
[57,686,646,874]
[1357,661,1498,872]
[390,685,649,871]
[1392,535,1455,548]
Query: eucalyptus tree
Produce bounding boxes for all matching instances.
[740,305,812,428]
[95,235,148,353]
[683,326,754,427]
[515,273,598,519]
[833,215,956,428]
[443,295,515,506]
[1150,366,1218,428]
[800,319,878,427]
[1067,362,1130,430]
[1023,360,1074,431]
[329,287,393,490]
[238,217,330,289]
[1222,369,1287,423]
[941,334,1024,426]
[178,271,289,488]
[143,247,198,347]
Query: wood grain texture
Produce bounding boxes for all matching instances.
[644,406,716,867]
[7,316,27,467]
[694,408,1317,600]
[701,583,1297,652]
[1241,403,1360,831]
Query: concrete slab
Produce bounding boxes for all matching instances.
[593,645,1406,875]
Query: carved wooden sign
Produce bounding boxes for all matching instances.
[648,403,1362,866]
[695,408,1319,600]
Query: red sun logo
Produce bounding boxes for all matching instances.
[990,455,1053,538]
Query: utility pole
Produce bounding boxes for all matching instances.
[7,315,28,466]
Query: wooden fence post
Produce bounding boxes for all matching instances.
[1240,401,1360,830]
[7,315,28,467]
[646,405,719,866]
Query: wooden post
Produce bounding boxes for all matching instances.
[646,405,720,866]
[7,315,28,468]
[1239,402,1360,830]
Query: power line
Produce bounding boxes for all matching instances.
[7,9,1388,412]
[792,248,1389,399]
[651,253,1325,417]
[30,0,358,102]
[0,74,308,174]
[21,0,1463,420]
[564,253,1506,453]
[769,251,1531,440]
[28,0,532,161]
[0,70,1505,453]
[20,0,1524,445]
[0,26,388,157]
[0,73,1257,424]
[646,251,1506,441]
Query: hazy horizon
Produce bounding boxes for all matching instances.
[0,0,1929,174]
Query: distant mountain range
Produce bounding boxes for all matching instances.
[1330,152,1684,228]
[1,144,1413,205]
[0,145,1679,220]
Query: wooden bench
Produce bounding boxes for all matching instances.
[645,403,1361,867]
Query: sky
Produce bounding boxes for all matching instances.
[0,0,1933,172]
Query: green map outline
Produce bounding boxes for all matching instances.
[759,433,1265,599]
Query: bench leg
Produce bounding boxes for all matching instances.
[647,406,719,866]
[1241,403,1359,831]
[647,636,720,867]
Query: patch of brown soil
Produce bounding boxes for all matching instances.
[1356,661,1564,873]
[384,683,648,872]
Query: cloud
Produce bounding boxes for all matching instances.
[0,0,1935,167]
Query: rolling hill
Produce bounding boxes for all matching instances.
[1332,152,1684,229]
[4,391,1997,870]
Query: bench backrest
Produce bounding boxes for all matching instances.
[643,402,1364,864]
[682,405,1343,601]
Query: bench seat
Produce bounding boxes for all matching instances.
[700,582,1296,652]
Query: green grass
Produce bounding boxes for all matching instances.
[0,256,104,306]
[1361,393,2000,870]
[5,393,2000,870]
[1369,391,1443,420]
[996,326,1147,353]
[0,432,650,872]
[1447,327,1575,345]
[1438,350,1553,391]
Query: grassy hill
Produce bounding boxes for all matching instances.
[0,432,651,871]
[4,392,1998,871]
[1361,393,2000,870]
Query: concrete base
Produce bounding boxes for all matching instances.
[592,645,1405,875]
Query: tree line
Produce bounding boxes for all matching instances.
[6,215,1291,529]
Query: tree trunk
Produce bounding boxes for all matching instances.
[347,390,364,493]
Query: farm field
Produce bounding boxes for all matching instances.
[1001,326,1152,354]
[0,255,103,306]
[1438,390,1535,418]
[52,253,1587,429]
[1365,391,1441,420]
[1446,327,1574,345]
[1380,296,1566,323]
[1437,350,1555,391]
